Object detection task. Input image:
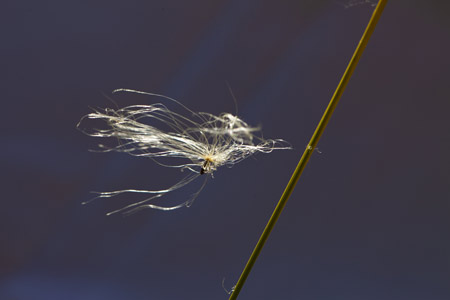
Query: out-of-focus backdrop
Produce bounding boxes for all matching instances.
[1,1,449,299]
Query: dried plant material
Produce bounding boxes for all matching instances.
[78,89,290,215]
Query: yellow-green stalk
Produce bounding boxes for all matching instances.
[229,1,388,299]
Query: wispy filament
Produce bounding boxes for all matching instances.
[78,89,290,215]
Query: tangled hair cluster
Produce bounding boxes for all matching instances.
[78,89,290,215]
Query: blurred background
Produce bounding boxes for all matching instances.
[1,0,449,299]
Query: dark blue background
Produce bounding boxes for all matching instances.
[1,1,449,299]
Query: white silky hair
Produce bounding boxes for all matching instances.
[78,89,291,215]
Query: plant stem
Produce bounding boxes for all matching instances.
[228,1,388,299]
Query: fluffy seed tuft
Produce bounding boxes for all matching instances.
[78,89,291,215]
